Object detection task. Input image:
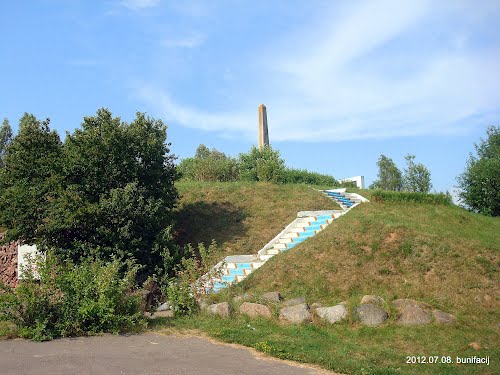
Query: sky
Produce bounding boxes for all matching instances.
[1,0,499,195]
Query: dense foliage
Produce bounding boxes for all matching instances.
[238,146,285,183]
[0,119,13,168]
[371,154,432,193]
[178,144,239,182]
[0,254,145,341]
[281,168,338,186]
[370,155,402,191]
[371,190,452,205]
[0,109,180,279]
[402,154,432,193]
[457,125,500,216]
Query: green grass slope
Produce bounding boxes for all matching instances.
[170,186,499,374]
[241,196,499,319]
[174,181,340,256]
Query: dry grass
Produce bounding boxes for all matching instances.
[174,181,340,256]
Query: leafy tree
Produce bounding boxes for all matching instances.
[0,114,63,240]
[370,155,402,190]
[0,109,181,279]
[238,145,285,183]
[178,144,239,182]
[457,126,500,216]
[402,154,432,193]
[0,118,13,168]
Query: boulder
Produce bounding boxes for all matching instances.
[396,305,432,325]
[282,296,306,307]
[239,302,272,319]
[261,291,282,303]
[361,295,385,306]
[316,305,347,324]
[432,309,456,324]
[207,302,231,318]
[279,303,311,324]
[157,302,171,312]
[354,304,388,326]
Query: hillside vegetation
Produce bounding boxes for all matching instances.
[174,181,340,257]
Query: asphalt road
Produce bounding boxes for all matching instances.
[0,333,335,375]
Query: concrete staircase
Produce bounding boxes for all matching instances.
[200,189,369,293]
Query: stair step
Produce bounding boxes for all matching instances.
[266,248,280,255]
[259,254,274,261]
[282,232,300,239]
[273,243,287,250]
[278,237,294,244]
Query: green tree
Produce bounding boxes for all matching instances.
[0,109,181,279]
[370,155,402,190]
[402,154,432,193]
[0,114,63,241]
[457,126,500,216]
[0,118,13,168]
[238,146,285,183]
[178,144,239,182]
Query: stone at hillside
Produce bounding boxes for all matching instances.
[282,297,306,307]
[207,302,231,318]
[262,291,282,303]
[468,342,481,350]
[157,302,171,312]
[239,302,272,319]
[144,310,174,319]
[392,298,431,310]
[396,305,432,325]
[316,305,347,324]
[279,303,311,324]
[197,299,209,311]
[310,302,323,309]
[433,309,456,324]
[361,295,385,306]
[354,304,388,326]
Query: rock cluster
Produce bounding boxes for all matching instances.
[202,292,456,327]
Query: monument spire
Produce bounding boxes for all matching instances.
[258,104,269,148]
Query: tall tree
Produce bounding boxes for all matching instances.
[370,155,402,191]
[0,114,62,240]
[402,154,432,193]
[457,126,500,216]
[0,118,13,168]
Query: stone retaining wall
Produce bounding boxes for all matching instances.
[0,233,18,288]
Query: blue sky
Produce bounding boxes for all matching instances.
[1,0,499,195]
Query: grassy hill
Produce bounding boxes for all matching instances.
[165,184,499,374]
[174,181,340,256]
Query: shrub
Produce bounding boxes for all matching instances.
[457,125,500,216]
[371,190,452,205]
[238,146,285,183]
[163,241,223,316]
[282,168,338,185]
[0,253,145,341]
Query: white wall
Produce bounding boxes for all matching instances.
[340,176,365,189]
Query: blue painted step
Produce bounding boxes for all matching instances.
[222,275,236,283]
[227,268,245,276]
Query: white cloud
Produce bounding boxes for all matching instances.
[162,32,205,48]
[120,0,160,11]
[134,0,500,142]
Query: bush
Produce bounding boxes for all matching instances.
[371,190,452,205]
[238,146,285,183]
[178,145,239,182]
[282,168,337,186]
[0,109,180,281]
[457,125,500,216]
[0,253,145,341]
[163,241,223,317]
